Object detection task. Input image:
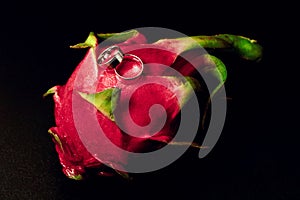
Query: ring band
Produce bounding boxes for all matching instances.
[97,45,144,80]
[97,45,124,68]
[114,54,144,80]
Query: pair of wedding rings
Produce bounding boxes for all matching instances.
[97,46,143,80]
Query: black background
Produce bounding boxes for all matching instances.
[0,1,298,200]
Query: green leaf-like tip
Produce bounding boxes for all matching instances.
[78,88,120,121]
[70,32,97,49]
[107,163,132,180]
[185,76,201,92]
[48,129,63,151]
[164,76,201,108]
[216,34,263,61]
[167,141,209,149]
[188,34,262,62]
[97,29,138,42]
[43,86,57,98]
[67,174,83,180]
[208,55,227,83]
[201,55,228,129]
[201,55,227,85]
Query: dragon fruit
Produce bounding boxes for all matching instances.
[44,29,262,180]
